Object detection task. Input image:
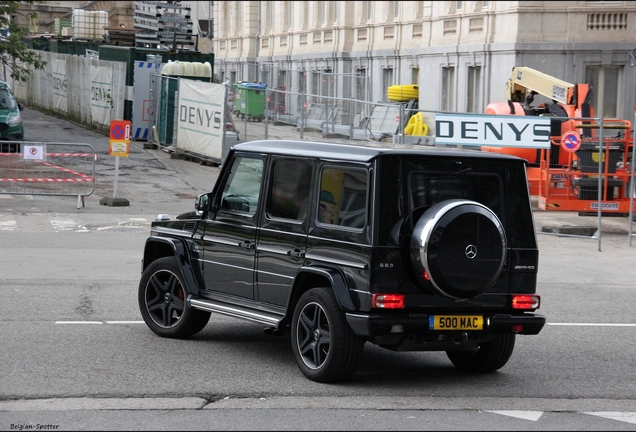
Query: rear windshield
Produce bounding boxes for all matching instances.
[409,172,503,221]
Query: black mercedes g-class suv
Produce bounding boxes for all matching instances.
[138,140,545,383]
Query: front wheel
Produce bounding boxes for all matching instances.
[138,256,210,339]
[291,288,364,383]
[446,334,515,372]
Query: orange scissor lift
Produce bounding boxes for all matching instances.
[535,119,634,215]
[483,66,635,216]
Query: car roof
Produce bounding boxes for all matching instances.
[232,140,523,163]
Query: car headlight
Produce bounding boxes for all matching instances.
[7,115,21,126]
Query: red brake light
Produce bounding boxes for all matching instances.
[372,294,405,309]
[423,269,430,281]
[511,294,540,309]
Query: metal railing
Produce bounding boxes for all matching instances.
[0,141,96,208]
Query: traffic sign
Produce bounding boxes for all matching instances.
[110,120,131,141]
[109,140,130,157]
[561,131,581,153]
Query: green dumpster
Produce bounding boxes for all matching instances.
[234,82,267,122]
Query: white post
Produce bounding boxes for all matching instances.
[113,155,120,199]
[629,107,636,246]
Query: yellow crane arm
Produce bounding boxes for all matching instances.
[506,67,574,105]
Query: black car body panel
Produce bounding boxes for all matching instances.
[140,139,545,381]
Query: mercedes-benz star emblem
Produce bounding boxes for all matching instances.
[465,244,477,259]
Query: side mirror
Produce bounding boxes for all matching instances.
[17,103,24,111]
[195,193,210,211]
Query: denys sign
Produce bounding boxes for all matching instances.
[434,114,551,148]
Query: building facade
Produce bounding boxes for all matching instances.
[199,1,636,120]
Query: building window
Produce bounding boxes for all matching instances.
[297,70,307,111]
[311,70,320,104]
[367,1,372,21]
[285,1,292,30]
[411,68,419,85]
[443,20,458,35]
[266,1,273,32]
[467,66,481,113]
[585,66,620,119]
[456,1,463,11]
[383,68,394,102]
[393,1,399,19]
[415,1,424,19]
[442,67,455,111]
[322,68,334,103]
[356,68,368,102]
[322,0,328,25]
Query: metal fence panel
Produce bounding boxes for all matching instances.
[0,141,96,208]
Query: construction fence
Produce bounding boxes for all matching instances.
[0,142,96,208]
[225,86,636,247]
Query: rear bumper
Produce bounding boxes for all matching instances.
[346,312,546,337]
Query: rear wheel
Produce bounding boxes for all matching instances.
[291,288,364,383]
[138,256,210,339]
[446,334,515,372]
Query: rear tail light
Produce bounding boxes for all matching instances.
[511,294,540,310]
[372,294,405,309]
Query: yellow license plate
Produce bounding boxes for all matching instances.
[429,315,483,330]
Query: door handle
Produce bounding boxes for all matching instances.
[239,240,255,249]
[287,249,305,259]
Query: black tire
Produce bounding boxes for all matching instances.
[446,334,515,372]
[291,287,364,383]
[138,256,210,339]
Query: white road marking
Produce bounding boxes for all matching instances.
[583,412,636,424]
[55,321,103,324]
[486,410,544,421]
[0,218,18,231]
[105,321,145,324]
[50,216,78,231]
[55,321,144,325]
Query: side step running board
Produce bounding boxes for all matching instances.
[188,296,282,327]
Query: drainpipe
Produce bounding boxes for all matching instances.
[254,1,261,81]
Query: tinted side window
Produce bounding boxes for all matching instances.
[220,156,264,215]
[269,159,312,220]
[318,166,368,229]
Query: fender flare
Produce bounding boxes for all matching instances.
[295,266,356,312]
[142,236,202,296]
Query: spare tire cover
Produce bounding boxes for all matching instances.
[410,199,506,300]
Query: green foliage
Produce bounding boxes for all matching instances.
[0,1,46,82]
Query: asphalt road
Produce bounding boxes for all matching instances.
[0,107,635,430]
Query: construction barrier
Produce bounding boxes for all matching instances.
[0,141,96,208]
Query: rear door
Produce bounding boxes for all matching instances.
[256,157,313,306]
